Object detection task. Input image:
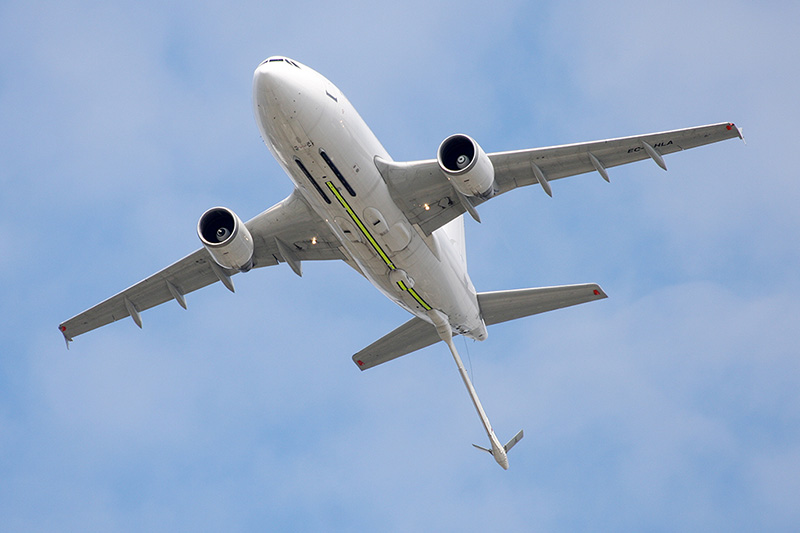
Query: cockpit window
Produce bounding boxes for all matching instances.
[259,57,301,68]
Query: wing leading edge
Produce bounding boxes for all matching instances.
[59,189,344,344]
[381,122,743,235]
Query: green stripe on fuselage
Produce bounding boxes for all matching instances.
[325,181,431,311]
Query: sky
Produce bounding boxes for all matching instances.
[2,0,799,530]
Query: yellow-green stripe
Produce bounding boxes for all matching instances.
[407,287,432,310]
[326,182,395,268]
[326,181,431,311]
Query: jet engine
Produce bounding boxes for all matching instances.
[197,207,254,271]
[437,134,496,198]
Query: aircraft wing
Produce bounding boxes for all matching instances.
[59,189,344,344]
[380,122,743,235]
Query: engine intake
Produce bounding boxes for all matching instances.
[437,134,496,198]
[198,207,254,271]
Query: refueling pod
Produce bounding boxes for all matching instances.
[197,207,254,271]
[437,134,497,198]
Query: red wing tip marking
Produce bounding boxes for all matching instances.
[356,360,364,366]
[727,122,745,141]
[593,289,600,296]
[59,325,66,332]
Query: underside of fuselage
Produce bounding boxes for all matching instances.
[252,57,488,341]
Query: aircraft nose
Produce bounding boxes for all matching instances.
[253,57,315,121]
[253,60,284,97]
[252,57,324,152]
[253,57,305,100]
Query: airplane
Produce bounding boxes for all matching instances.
[59,56,743,469]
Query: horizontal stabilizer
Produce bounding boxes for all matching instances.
[352,316,440,371]
[478,283,607,326]
[353,283,607,371]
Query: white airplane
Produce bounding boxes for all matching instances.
[59,56,743,469]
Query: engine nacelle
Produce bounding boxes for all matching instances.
[197,207,254,271]
[437,134,496,198]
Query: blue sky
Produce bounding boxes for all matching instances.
[2,0,798,530]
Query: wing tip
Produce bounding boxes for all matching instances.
[58,324,72,349]
[353,357,372,371]
[727,122,745,143]
[591,284,609,300]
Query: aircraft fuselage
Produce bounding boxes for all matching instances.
[252,57,488,343]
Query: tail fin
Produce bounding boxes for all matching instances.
[503,429,524,452]
[473,430,524,454]
[472,429,524,470]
